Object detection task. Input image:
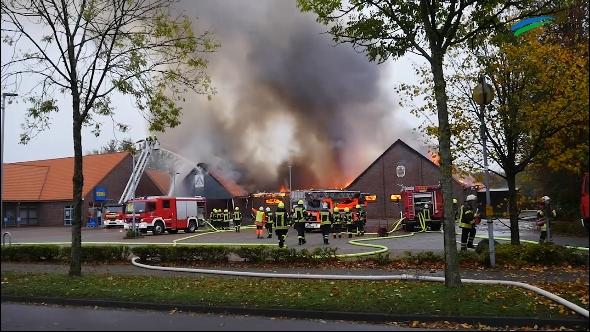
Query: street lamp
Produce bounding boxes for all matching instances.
[472,75,496,268]
[1,92,18,233]
[173,172,180,196]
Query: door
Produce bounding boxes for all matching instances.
[64,206,73,226]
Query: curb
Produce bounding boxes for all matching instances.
[2,296,588,329]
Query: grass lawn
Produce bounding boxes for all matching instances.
[1,272,582,319]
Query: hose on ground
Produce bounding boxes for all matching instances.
[131,256,589,319]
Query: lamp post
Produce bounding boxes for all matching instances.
[472,75,496,268]
[1,92,18,233]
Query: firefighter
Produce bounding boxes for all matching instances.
[332,207,343,239]
[223,209,231,230]
[253,206,266,239]
[209,209,215,228]
[356,204,367,236]
[458,194,478,251]
[537,196,557,244]
[274,201,290,248]
[293,199,307,245]
[319,206,333,245]
[265,206,274,238]
[233,207,242,232]
[344,207,354,238]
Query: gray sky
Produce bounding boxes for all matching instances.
[1,1,428,168]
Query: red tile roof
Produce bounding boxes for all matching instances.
[208,170,249,197]
[2,152,129,201]
[145,170,172,195]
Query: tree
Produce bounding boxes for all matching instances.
[403,32,588,244]
[88,138,137,155]
[1,0,218,276]
[298,0,558,287]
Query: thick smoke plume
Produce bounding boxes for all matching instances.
[155,0,417,193]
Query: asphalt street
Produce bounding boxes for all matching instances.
[1,303,425,331]
[2,219,588,257]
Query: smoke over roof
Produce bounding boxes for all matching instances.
[155,0,418,192]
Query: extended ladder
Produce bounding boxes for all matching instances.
[118,137,159,204]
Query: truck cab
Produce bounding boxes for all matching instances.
[124,196,206,235]
[103,204,125,228]
[399,185,443,232]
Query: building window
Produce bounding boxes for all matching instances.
[19,205,38,225]
[162,200,170,209]
[396,165,406,178]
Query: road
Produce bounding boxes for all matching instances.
[2,219,587,257]
[1,302,424,331]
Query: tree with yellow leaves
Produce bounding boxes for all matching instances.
[401,28,588,245]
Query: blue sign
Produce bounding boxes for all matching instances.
[94,187,107,201]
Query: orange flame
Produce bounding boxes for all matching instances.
[429,150,440,166]
[279,184,288,193]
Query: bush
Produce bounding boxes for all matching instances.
[131,246,231,264]
[236,246,272,263]
[1,244,131,263]
[493,243,588,267]
[124,229,143,239]
[414,251,443,264]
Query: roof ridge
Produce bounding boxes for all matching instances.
[5,151,129,165]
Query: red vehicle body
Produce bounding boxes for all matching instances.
[399,185,443,232]
[103,204,125,228]
[581,172,589,232]
[124,196,206,235]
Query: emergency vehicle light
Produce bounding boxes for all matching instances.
[265,198,282,205]
[390,194,401,202]
[365,195,377,202]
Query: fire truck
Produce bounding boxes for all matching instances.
[290,190,373,231]
[103,204,125,228]
[124,196,206,235]
[395,185,443,232]
[581,172,589,233]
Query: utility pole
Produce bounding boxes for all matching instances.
[473,75,496,268]
[1,93,18,234]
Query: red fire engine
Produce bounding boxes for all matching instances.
[103,204,125,228]
[123,196,206,235]
[396,185,443,232]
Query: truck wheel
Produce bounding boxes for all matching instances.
[186,220,197,233]
[153,221,164,235]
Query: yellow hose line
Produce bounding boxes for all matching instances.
[336,233,416,258]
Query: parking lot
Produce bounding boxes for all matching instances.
[2,218,587,257]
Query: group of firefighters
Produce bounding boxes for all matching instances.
[455,194,557,251]
[209,194,555,250]
[250,200,368,248]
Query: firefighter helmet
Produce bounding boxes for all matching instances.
[224,209,228,213]
[297,200,304,205]
[424,204,429,209]
[278,202,285,208]
[234,207,239,211]
[334,207,340,212]
[344,207,350,212]
[466,194,477,202]
[452,198,458,204]
[266,207,271,212]
[355,204,361,209]
[259,206,264,211]
[542,196,550,203]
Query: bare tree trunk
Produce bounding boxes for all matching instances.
[507,172,520,245]
[69,102,83,277]
[431,55,462,287]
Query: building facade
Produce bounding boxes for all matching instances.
[346,139,466,219]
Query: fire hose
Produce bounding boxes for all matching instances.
[131,256,589,319]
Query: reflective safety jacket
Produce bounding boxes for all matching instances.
[344,211,353,225]
[358,208,367,222]
[536,209,556,231]
[266,211,274,224]
[333,213,343,224]
[223,212,231,222]
[293,206,306,223]
[255,210,266,226]
[233,211,242,221]
[320,210,332,225]
[274,210,289,229]
[458,205,475,229]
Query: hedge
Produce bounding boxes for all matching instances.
[1,242,587,267]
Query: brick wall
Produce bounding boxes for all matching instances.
[348,140,464,219]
